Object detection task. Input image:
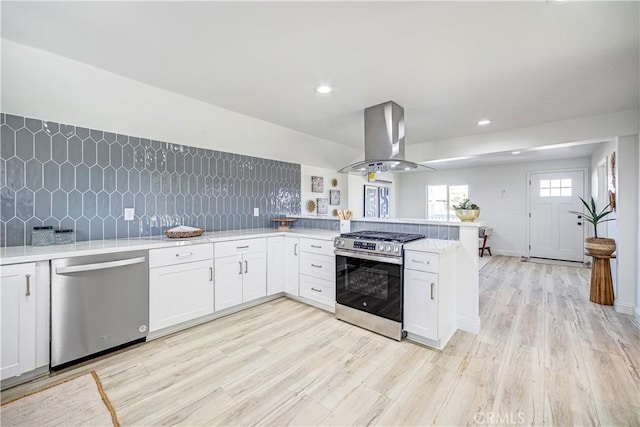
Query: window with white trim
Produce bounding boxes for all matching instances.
[426,184,469,221]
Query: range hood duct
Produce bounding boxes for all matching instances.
[338,101,432,174]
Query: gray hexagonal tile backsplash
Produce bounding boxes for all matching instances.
[0,113,301,246]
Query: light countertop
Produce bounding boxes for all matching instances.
[0,228,339,266]
[404,238,460,254]
[290,215,486,228]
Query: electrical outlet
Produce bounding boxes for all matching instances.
[253,208,259,217]
[124,208,135,221]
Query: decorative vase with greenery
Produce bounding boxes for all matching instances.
[568,196,616,256]
[452,198,480,222]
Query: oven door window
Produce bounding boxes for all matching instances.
[336,255,402,322]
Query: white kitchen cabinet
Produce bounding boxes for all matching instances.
[149,244,214,332]
[404,269,439,340]
[1,261,49,384]
[215,238,267,311]
[214,255,244,311]
[241,251,267,302]
[403,248,456,349]
[266,236,284,295]
[283,236,299,296]
[298,237,335,309]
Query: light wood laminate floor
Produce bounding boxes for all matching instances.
[2,256,639,426]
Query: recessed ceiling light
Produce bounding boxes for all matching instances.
[511,151,521,155]
[477,119,491,126]
[314,85,332,94]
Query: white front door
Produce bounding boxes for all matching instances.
[529,170,585,262]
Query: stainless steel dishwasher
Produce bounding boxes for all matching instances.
[51,250,149,369]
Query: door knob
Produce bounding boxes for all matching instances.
[577,215,582,219]
[577,222,582,226]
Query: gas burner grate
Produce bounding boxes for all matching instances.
[340,230,425,243]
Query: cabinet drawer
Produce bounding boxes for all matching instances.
[404,251,439,273]
[215,238,266,258]
[299,252,335,282]
[299,274,335,306]
[149,243,213,268]
[299,238,334,257]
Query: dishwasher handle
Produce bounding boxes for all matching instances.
[56,256,147,274]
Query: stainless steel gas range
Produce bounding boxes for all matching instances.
[334,231,425,340]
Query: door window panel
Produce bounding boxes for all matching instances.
[540,178,572,197]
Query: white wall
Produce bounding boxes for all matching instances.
[637,134,640,324]
[396,156,591,257]
[615,135,639,316]
[1,40,360,170]
[300,165,348,216]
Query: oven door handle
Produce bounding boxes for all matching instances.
[334,250,403,265]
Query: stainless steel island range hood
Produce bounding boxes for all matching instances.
[338,101,432,174]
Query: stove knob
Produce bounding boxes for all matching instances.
[393,246,400,253]
[386,244,393,252]
[339,239,346,247]
[378,243,385,252]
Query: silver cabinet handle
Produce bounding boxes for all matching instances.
[430,282,435,300]
[25,274,31,296]
[311,287,322,293]
[56,257,146,274]
[236,245,249,249]
[238,261,243,275]
[311,264,322,268]
[311,244,322,249]
[175,252,193,258]
[294,243,298,256]
[209,266,213,282]
[412,259,424,263]
[244,260,248,273]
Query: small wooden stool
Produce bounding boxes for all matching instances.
[589,254,615,305]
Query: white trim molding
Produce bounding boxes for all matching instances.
[456,315,481,334]
[614,301,635,316]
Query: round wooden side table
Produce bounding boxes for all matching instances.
[588,253,616,305]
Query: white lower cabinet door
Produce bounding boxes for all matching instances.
[283,237,299,296]
[1,263,37,380]
[149,260,214,332]
[214,255,244,311]
[266,236,284,295]
[403,269,439,341]
[242,252,267,303]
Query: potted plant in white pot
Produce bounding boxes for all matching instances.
[452,198,480,222]
[569,197,616,256]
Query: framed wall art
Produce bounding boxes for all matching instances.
[329,190,341,205]
[316,198,329,215]
[311,176,324,193]
[364,185,379,218]
[379,187,390,218]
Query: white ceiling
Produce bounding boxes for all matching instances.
[1,1,639,160]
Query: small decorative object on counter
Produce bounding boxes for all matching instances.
[32,226,54,246]
[54,229,75,245]
[452,198,480,222]
[164,226,205,239]
[271,217,297,230]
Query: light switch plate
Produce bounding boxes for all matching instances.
[253,208,259,217]
[124,208,135,221]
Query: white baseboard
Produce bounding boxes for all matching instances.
[633,307,640,328]
[456,316,481,334]
[492,249,525,258]
[614,301,635,316]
